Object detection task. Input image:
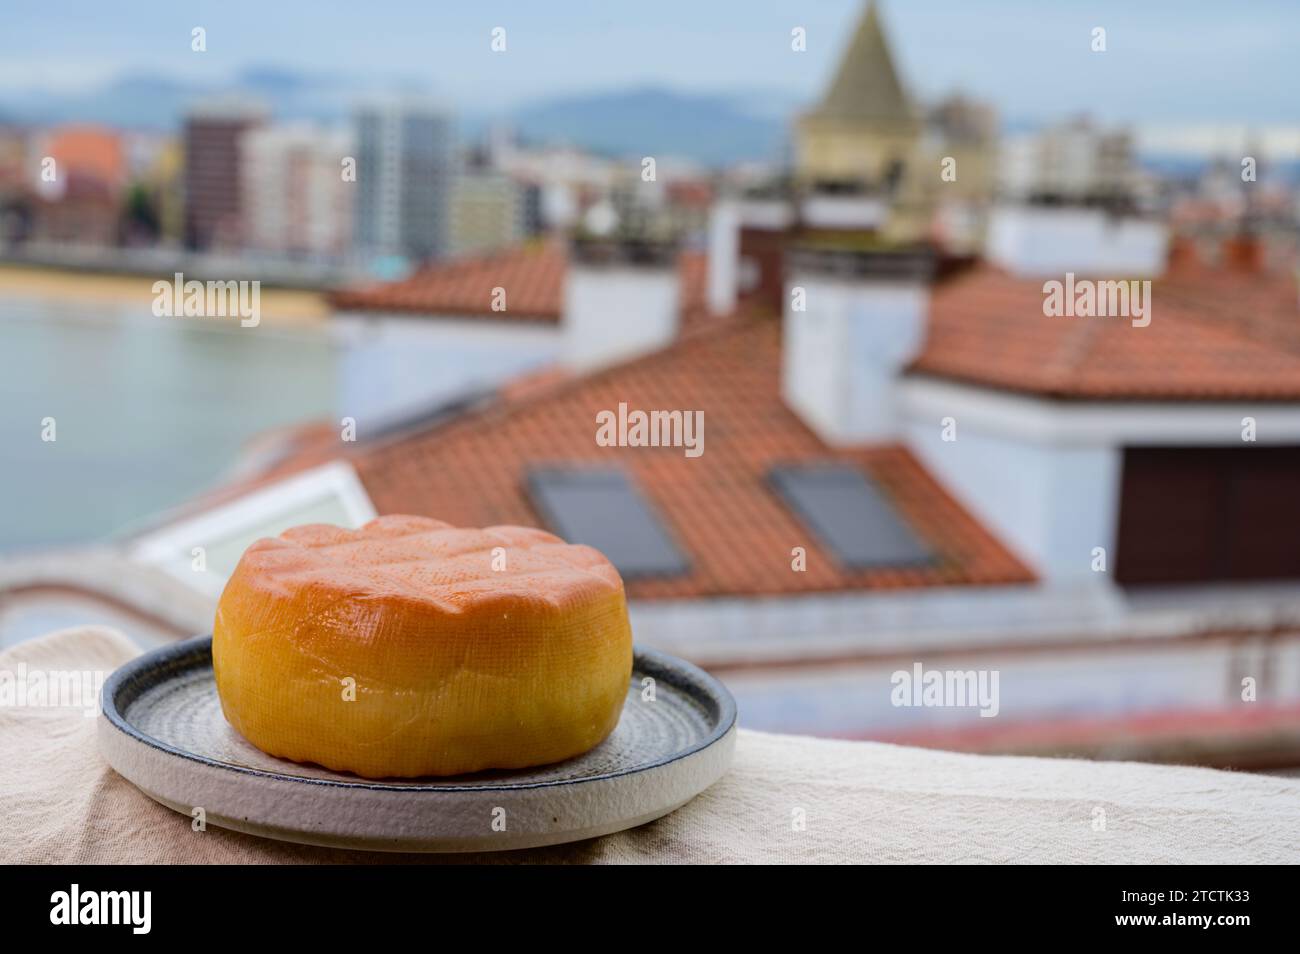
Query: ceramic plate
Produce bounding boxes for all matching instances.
[98,635,736,853]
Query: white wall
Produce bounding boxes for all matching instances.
[628,571,1300,666]
[563,264,678,371]
[801,194,888,230]
[905,415,1121,582]
[705,197,793,316]
[332,313,560,424]
[705,201,739,316]
[630,582,1122,665]
[900,376,1300,584]
[783,274,928,444]
[721,634,1300,738]
[986,205,1169,277]
[241,126,353,256]
[624,579,1300,742]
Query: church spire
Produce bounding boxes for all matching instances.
[809,1,913,125]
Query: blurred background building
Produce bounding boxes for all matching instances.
[353,100,455,266]
[448,162,530,258]
[183,100,267,250]
[241,123,353,258]
[29,125,127,245]
[999,116,1145,208]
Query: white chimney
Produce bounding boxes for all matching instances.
[563,238,680,372]
[987,204,1169,278]
[782,247,933,445]
[799,193,889,231]
[706,195,794,316]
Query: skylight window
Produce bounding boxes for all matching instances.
[527,468,689,578]
[769,464,932,569]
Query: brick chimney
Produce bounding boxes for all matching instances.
[782,246,933,445]
[1222,233,1265,273]
[562,235,680,371]
[706,193,794,316]
[707,185,902,319]
[1164,235,1202,274]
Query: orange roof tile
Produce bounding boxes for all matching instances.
[350,314,1033,600]
[46,125,126,191]
[911,263,1300,400]
[330,241,567,321]
[330,242,711,325]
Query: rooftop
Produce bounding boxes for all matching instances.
[330,241,568,321]
[44,125,127,190]
[165,234,1300,602]
[351,313,1033,600]
[329,240,710,326]
[911,257,1300,400]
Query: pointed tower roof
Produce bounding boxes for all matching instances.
[809,2,914,124]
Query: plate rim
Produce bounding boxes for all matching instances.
[101,634,738,794]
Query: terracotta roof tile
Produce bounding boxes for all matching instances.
[330,241,567,321]
[45,126,126,191]
[351,315,1033,600]
[330,242,711,326]
[911,264,1300,400]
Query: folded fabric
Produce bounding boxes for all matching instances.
[2,626,1297,864]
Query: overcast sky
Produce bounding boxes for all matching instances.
[1,0,1297,124]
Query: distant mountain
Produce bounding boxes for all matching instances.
[0,67,409,131]
[0,73,200,129]
[0,70,794,166]
[4,66,1294,173]
[507,87,791,166]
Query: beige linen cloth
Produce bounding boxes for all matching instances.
[3,626,1298,864]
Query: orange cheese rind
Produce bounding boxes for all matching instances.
[212,515,633,778]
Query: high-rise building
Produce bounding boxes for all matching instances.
[241,123,353,258]
[448,171,525,258]
[182,100,266,250]
[353,100,454,263]
[998,117,1140,207]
